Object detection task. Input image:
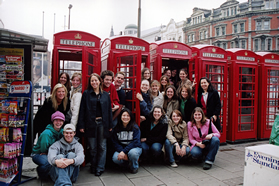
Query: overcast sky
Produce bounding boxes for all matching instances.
[0,0,247,50]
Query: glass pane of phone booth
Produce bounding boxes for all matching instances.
[266,69,279,129]
[59,60,82,77]
[115,54,140,123]
[205,65,225,132]
[238,67,256,131]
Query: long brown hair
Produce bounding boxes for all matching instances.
[170,110,183,125]
[58,72,71,92]
[51,83,68,111]
[160,75,170,92]
[190,107,207,126]
[150,105,166,124]
[87,73,103,93]
[178,83,192,100]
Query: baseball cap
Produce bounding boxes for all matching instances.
[63,124,76,132]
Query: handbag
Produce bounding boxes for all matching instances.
[202,118,213,145]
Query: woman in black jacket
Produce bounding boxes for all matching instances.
[197,77,221,131]
[178,84,196,123]
[140,105,168,162]
[33,83,70,136]
[78,73,113,177]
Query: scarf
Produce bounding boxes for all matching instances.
[70,85,82,99]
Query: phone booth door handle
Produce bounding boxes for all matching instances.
[236,93,238,97]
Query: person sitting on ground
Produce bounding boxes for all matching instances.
[48,124,84,186]
[165,110,190,168]
[140,105,168,163]
[31,111,65,179]
[187,107,220,170]
[112,108,142,174]
[136,79,153,122]
[150,80,164,108]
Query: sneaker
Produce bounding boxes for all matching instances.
[203,163,212,170]
[170,162,178,168]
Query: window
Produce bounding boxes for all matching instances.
[204,30,207,39]
[188,35,191,43]
[255,39,259,51]
[227,9,230,16]
[223,43,227,49]
[192,34,195,42]
[277,0,279,8]
[217,43,221,47]
[240,23,244,32]
[231,7,234,16]
[216,28,220,36]
[256,21,262,30]
[277,38,279,50]
[231,41,234,48]
[236,40,239,48]
[178,36,181,42]
[235,7,237,15]
[222,27,226,35]
[241,40,246,49]
[234,24,238,33]
[264,20,270,30]
[267,38,272,50]
[200,32,203,40]
[261,38,265,50]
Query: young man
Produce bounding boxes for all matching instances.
[113,71,126,105]
[48,124,84,186]
[32,111,65,179]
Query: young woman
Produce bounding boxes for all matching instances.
[165,110,190,168]
[58,72,71,94]
[150,80,164,108]
[163,85,179,118]
[197,77,221,130]
[78,73,113,176]
[33,83,70,136]
[178,84,196,123]
[159,75,170,94]
[141,67,151,84]
[111,108,142,174]
[140,106,168,162]
[69,72,82,127]
[136,80,153,121]
[176,69,192,92]
[187,107,220,170]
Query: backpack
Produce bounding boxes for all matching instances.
[269,115,279,146]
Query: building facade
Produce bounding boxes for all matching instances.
[183,0,279,53]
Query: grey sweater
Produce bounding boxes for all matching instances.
[48,137,84,166]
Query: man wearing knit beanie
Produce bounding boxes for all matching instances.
[31,111,65,180]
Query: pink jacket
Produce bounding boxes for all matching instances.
[187,119,220,150]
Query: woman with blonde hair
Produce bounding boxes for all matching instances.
[69,72,82,127]
[150,80,164,108]
[33,83,70,136]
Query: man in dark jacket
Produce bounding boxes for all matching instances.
[48,124,84,185]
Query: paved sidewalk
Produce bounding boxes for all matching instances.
[19,140,268,186]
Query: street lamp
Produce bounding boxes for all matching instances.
[68,4,73,29]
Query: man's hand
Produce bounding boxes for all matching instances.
[117,151,126,160]
[55,159,68,168]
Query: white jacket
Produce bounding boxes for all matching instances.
[70,88,82,127]
[152,91,164,108]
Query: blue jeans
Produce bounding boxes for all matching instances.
[190,136,220,164]
[164,139,190,163]
[32,154,51,179]
[49,152,79,186]
[112,147,142,170]
[87,123,107,172]
[141,142,163,159]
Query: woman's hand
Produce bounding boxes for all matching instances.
[117,151,126,160]
[211,115,217,122]
[196,142,205,149]
[141,138,146,142]
[175,144,181,156]
[140,116,146,122]
[80,129,85,133]
[112,104,119,112]
[136,93,143,101]
[180,146,186,157]
[205,134,213,140]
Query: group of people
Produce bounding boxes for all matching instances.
[32,67,222,185]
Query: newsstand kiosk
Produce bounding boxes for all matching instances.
[149,41,192,80]
[256,52,279,139]
[52,30,101,91]
[226,49,258,143]
[190,45,228,143]
[101,36,150,124]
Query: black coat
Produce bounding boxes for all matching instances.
[33,97,70,136]
[78,89,113,138]
[197,89,221,130]
[179,97,196,123]
[140,117,168,145]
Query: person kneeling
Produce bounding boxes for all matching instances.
[112,108,142,174]
[48,124,84,185]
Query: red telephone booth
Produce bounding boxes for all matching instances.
[149,41,192,80]
[256,52,279,139]
[52,30,101,91]
[101,36,150,124]
[226,49,259,142]
[190,45,228,144]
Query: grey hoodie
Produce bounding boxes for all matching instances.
[48,137,84,166]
